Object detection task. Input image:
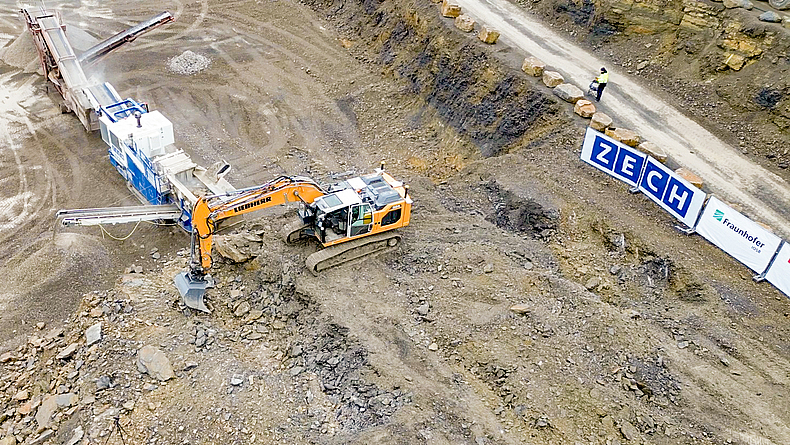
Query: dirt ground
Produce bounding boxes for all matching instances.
[1,0,789,444]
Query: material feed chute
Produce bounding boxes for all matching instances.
[174,167,413,312]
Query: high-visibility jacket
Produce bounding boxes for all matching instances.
[597,72,609,84]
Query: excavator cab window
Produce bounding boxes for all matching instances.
[350,204,373,237]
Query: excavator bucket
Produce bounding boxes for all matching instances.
[174,271,210,313]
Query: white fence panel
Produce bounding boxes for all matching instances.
[637,157,706,228]
[696,196,783,274]
[764,242,790,298]
[581,128,645,188]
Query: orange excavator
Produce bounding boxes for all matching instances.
[174,165,412,312]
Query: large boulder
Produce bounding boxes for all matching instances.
[605,127,640,147]
[214,233,260,263]
[553,83,584,103]
[590,112,613,131]
[441,0,461,17]
[477,26,500,44]
[137,346,175,381]
[574,100,596,118]
[675,168,704,188]
[637,141,668,163]
[521,56,545,77]
[455,14,476,32]
[542,71,564,87]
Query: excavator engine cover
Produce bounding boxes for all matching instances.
[174,271,210,313]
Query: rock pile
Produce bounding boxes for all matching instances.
[168,50,211,75]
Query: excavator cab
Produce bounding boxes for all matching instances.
[313,189,372,243]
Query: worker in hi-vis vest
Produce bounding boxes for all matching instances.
[595,67,608,102]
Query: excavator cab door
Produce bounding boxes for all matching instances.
[349,204,373,237]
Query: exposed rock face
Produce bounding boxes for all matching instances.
[675,168,704,188]
[553,83,584,103]
[542,71,564,87]
[590,112,613,131]
[574,99,596,118]
[637,141,668,163]
[521,56,545,77]
[477,26,500,43]
[605,127,640,147]
[455,14,476,32]
[441,0,461,18]
[137,346,175,381]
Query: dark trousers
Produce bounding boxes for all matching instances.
[596,82,607,101]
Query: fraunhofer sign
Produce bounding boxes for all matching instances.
[696,196,783,274]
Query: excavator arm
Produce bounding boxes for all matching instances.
[175,176,325,312]
[191,175,326,271]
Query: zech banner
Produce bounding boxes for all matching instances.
[580,128,645,188]
[637,157,706,228]
[696,196,783,274]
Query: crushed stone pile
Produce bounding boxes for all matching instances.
[167,50,211,75]
[1,30,41,73]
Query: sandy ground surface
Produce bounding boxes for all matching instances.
[0,0,789,444]
[456,0,790,239]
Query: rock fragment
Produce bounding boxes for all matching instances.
[605,127,640,147]
[477,26,499,43]
[234,301,251,318]
[56,343,79,360]
[553,83,584,103]
[510,303,530,314]
[416,304,430,316]
[542,71,564,87]
[455,14,476,32]
[574,99,596,118]
[585,277,601,290]
[590,112,613,131]
[637,141,668,163]
[441,0,462,17]
[723,0,753,8]
[85,322,102,346]
[620,420,639,441]
[675,168,704,188]
[759,11,782,22]
[35,395,58,429]
[137,346,175,381]
[521,56,545,77]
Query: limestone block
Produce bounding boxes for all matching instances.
[675,167,704,188]
[542,71,564,87]
[605,127,640,147]
[521,56,545,77]
[441,0,462,18]
[590,112,613,131]
[637,141,668,163]
[723,0,752,9]
[553,83,584,104]
[478,26,500,43]
[455,14,476,32]
[574,100,596,118]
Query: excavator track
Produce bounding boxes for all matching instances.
[305,232,401,275]
[282,219,311,244]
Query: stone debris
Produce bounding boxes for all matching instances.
[215,233,260,263]
[605,127,641,147]
[416,303,430,316]
[137,345,175,381]
[585,276,601,290]
[65,426,84,445]
[590,112,613,131]
[85,322,102,346]
[620,420,639,441]
[35,395,58,429]
[521,56,545,77]
[675,168,704,188]
[454,14,476,32]
[168,50,211,75]
[234,301,251,317]
[477,26,499,44]
[574,99,596,118]
[56,342,79,360]
[428,342,439,351]
[553,83,584,103]
[441,0,462,18]
[542,71,564,87]
[637,141,668,163]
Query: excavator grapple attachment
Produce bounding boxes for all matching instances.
[174,272,210,313]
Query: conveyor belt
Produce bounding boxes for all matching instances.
[57,205,182,226]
